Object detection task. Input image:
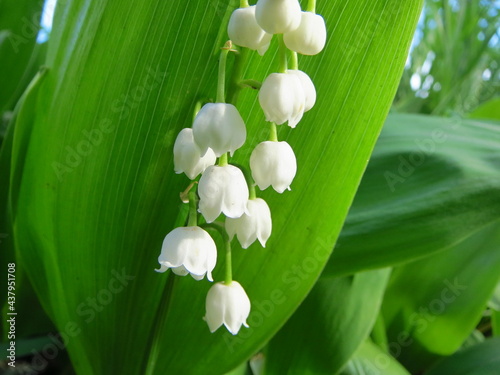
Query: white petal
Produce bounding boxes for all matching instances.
[157,227,217,281]
[250,141,297,193]
[172,265,189,276]
[205,284,225,332]
[155,264,169,273]
[255,0,302,34]
[259,73,305,128]
[226,198,272,248]
[192,103,246,157]
[198,165,249,223]
[223,282,251,334]
[205,281,251,335]
[228,6,272,55]
[180,227,217,278]
[283,12,327,55]
[173,128,216,180]
[286,69,316,112]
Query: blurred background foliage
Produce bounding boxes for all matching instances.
[394,0,500,116]
[1,0,499,374]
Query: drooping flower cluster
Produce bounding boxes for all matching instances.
[156,0,326,336]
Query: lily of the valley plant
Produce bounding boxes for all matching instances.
[156,0,327,335]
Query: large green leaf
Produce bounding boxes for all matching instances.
[492,310,500,337]
[324,114,500,277]
[0,0,44,114]
[1,70,55,339]
[10,0,422,374]
[381,221,500,373]
[425,338,500,375]
[339,339,410,375]
[468,97,500,121]
[265,269,390,375]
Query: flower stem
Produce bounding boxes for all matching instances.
[249,184,256,200]
[240,0,249,7]
[238,79,262,90]
[290,51,299,70]
[192,101,202,122]
[227,48,249,105]
[306,0,316,13]
[225,239,232,285]
[187,190,198,227]
[218,152,228,166]
[217,41,232,103]
[277,34,288,73]
[269,122,278,142]
[199,222,233,284]
[232,163,257,200]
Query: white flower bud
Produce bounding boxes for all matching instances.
[198,165,249,223]
[173,128,216,180]
[286,69,316,112]
[259,72,305,128]
[250,141,297,193]
[255,0,302,34]
[205,281,251,335]
[283,12,327,55]
[192,103,246,157]
[228,6,273,56]
[226,198,272,248]
[156,226,217,281]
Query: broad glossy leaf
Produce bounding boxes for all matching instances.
[381,221,500,373]
[468,97,500,121]
[488,281,500,310]
[492,310,500,337]
[10,1,422,374]
[339,340,410,375]
[0,0,43,113]
[425,338,500,375]
[1,71,54,339]
[265,269,391,375]
[325,114,500,277]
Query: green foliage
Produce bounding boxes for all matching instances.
[1,0,423,374]
[265,269,390,374]
[0,0,44,119]
[425,337,500,375]
[340,340,411,375]
[382,222,500,372]
[325,114,500,277]
[3,0,499,374]
[243,111,500,374]
[394,0,500,115]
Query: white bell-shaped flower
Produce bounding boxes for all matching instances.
[250,141,297,193]
[198,165,249,223]
[226,198,272,249]
[173,128,216,180]
[156,226,217,281]
[192,103,246,157]
[283,12,327,55]
[286,69,316,112]
[205,281,251,335]
[259,72,305,128]
[228,6,273,56]
[255,0,302,34]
